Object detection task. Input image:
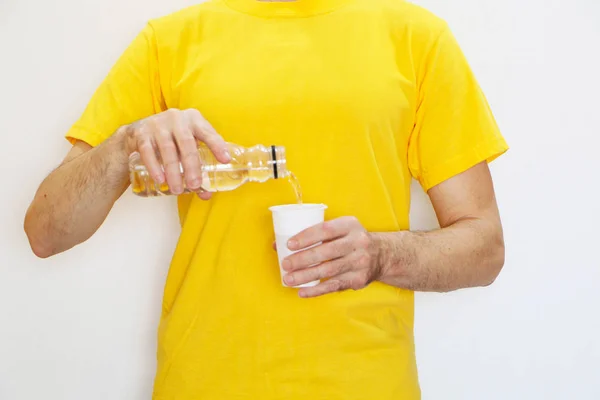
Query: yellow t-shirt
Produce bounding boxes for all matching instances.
[66,0,508,398]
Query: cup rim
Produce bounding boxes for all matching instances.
[269,203,327,213]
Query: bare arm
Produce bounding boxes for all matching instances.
[281,162,505,297]
[375,162,504,292]
[24,108,230,259]
[24,131,130,258]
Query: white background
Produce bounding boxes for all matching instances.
[1,0,599,399]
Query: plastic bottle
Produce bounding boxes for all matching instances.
[129,143,289,197]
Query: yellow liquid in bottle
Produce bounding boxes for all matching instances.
[129,143,303,202]
[132,166,305,204]
[130,144,280,196]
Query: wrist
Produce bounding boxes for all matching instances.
[369,232,391,282]
[108,125,133,166]
[371,231,415,285]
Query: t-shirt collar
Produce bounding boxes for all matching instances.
[223,0,354,18]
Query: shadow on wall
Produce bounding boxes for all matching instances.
[409,179,439,232]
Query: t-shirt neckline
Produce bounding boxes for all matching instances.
[223,0,354,18]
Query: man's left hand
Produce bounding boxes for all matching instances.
[281,217,384,298]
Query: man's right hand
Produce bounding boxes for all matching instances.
[122,108,231,198]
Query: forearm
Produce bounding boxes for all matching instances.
[24,129,130,258]
[374,217,505,292]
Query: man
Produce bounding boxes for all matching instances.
[24,0,508,398]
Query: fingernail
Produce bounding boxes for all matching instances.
[154,174,164,184]
[287,239,298,250]
[285,274,295,285]
[282,259,291,271]
[223,150,231,161]
[171,186,183,195]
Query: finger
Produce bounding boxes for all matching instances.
[284,258,349,287]
[136,135,164,184]
[288,217,359,251]
[172,122,202,191]
[283,237,351,272]
[197,190,212,201]
[186,109,231,164]
[156,129,184,195]
[298,275,353,298]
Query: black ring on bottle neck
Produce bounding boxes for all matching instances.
[271,145,278,179]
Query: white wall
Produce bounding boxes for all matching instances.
[0,0,598,399]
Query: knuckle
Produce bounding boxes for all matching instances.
[132,125,146,140]
[179,135,197,148]
[360,270,372,284]
[353,218,365,230]
[138,141,154,153]
[330,240,344,256]
[166,108,180,116]
[329,280,345,292]
[354,231,371,249]
[321,221,335,235]
[125,123,138,139]
[356,252,372,268]
[302,252,316,267]
[285,258,296,271]
[155,133,172,146]
[350,273,369,290]
[322,263,340,278]
[164,159,181,169]
[158,138,177,151]
[184,108,201,118]
[181,149,200,163]
[308,269,322,282]
[343,216,359,225]
[337,216,350,225]
[138,124,152,138]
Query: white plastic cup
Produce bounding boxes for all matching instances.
[269,203,328,288]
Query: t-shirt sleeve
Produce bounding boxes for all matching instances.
[408,25,509,191]
[65,23,166,147]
